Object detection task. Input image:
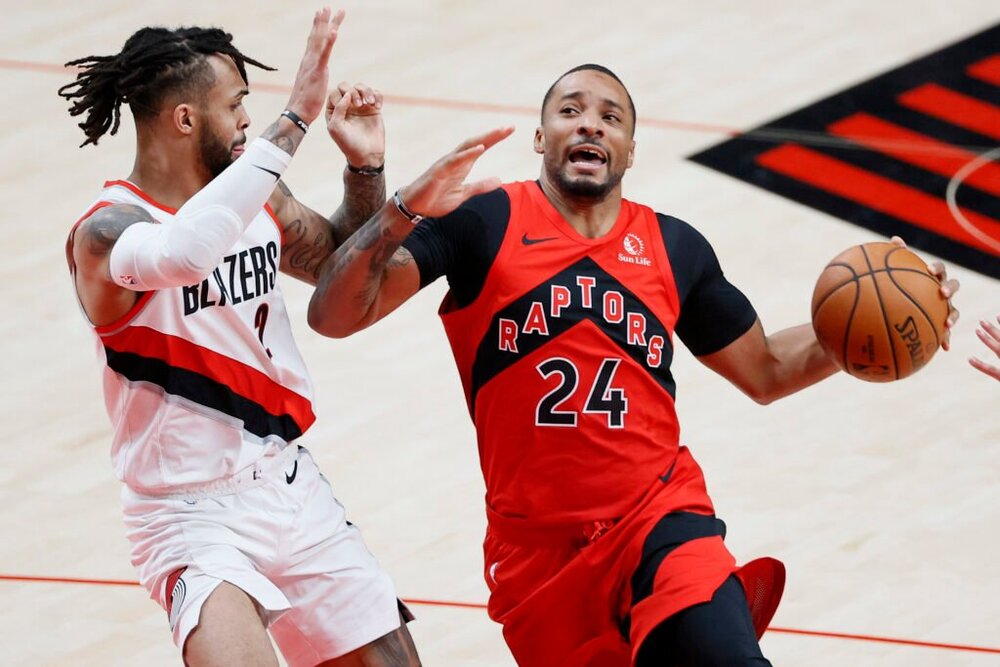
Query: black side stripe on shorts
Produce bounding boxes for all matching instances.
[621,511,728,638]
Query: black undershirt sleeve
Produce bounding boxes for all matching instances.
[658,214,758,357]
[401,188,510,310]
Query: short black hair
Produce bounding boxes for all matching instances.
[540,64,636,129]
[58,26,274,147]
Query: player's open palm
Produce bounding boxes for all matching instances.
[286,8,345,125]
[326,82,384,168]
[400,126,515,217]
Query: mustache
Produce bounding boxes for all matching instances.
[568,139,608,152]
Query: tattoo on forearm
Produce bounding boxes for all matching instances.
[260,119,299,156]
[329,168,386,245]
[318,207,411,311]
[387,248,414,270]
[283,217,337,281]
[84,205,153,255]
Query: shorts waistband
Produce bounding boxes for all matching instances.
[486,505,621,548]
[129,444,301,500]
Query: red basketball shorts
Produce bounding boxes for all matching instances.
[483,447,783,667]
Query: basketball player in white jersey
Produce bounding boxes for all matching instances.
[59,9,421,666]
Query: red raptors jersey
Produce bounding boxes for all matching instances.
[440,181,684,525]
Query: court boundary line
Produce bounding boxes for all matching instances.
[7,57,997,156]
[2,573,998,655]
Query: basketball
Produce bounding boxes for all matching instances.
[811,242,949,382]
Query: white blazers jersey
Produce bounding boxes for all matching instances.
[68,180,315,494]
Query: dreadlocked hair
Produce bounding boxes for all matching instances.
[57,26,274,147]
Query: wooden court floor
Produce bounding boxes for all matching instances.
[1,1,998,664]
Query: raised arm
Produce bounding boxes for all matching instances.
[71,8,344,325]
[269,81,387,285]
[307,126,514,337]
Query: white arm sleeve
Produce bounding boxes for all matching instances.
[108,138,292,291]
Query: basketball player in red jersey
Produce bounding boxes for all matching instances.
[61,9,421,666]
[307,65,960,665]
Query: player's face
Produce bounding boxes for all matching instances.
[198,55,251,177]
[535,70,636,200]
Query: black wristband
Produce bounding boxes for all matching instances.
[347,163,385,177]
[392,189,424,225]
[281,109,309,133]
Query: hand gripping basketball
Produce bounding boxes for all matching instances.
[811,240,955,382]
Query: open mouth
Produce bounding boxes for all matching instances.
[568,145,608,167]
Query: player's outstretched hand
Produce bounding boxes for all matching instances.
[890,236,960,350]
[970,316,1000,381]
[397,126,515,218]
[286,8,346,126]
[326,81,384,170]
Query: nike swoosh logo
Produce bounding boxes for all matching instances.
[285,459,298,485]
[521,233,558,245]
[254,164,282,180]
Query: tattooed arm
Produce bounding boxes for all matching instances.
[268,170,384,285]
[308,126,514,338]
[71,204,154,326]
[270,81,387,285]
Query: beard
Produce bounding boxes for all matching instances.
[199,128,237,178]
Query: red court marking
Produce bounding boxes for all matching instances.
[756,143,1000,254]
[3,574,1000,654]
[967,54,1000,86]
[768,626,1000,655]
[898,83,1000,140]
[0,57,754,137]
[0,574,140,587]
[0,57,70,74]
[401,597,489,611]
[828,112,1000,197]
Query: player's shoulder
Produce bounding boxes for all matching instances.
[650,211,711,250]
[454,184,513,221]
[73,202,156,257]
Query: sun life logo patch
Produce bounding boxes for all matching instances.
[618,233,651,267]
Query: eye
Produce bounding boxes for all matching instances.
[560,106,579,115]
[604,113,621,123]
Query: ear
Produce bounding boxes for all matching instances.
[533,126,545,155]
[172,104,197,137]
[626,139,635,168]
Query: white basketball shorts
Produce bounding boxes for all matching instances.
[120,445,411,665]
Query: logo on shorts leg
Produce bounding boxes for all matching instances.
[165,567,188,630]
